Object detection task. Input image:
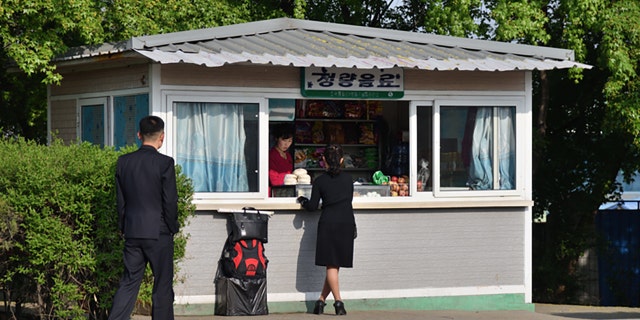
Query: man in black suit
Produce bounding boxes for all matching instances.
[109,115,179,320]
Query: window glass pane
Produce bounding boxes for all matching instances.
[440,106,515,190]
[440,106,468,189]
[268,98,295,121]
[416,106,433,192]
[81,104,104,147]
[175,102,259,193]
[114,94,149,149]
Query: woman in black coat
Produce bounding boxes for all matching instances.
[298,144,356,316]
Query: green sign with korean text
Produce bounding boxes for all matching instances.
[301,67,404,99]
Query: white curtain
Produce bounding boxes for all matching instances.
[468,108,494,190]
[497,108,515,189]
[175,102,249,192]
[468,107,515,190]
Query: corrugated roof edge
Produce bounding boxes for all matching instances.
[132,18,575,61]
[56,41,130,61]
[55,18,589,67]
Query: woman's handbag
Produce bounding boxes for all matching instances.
[230,207,269,243]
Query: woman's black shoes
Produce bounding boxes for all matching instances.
[313,300,346,315]
[313,300,326,314]
[334,300,347,315]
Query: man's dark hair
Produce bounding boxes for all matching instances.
[139,115,164,140]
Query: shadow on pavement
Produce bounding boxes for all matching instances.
[545,312,640,319]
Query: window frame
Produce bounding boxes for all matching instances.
[160,90,529,205]
[78,97,109,146]
[112,94,149,149]
[411,97,525,199]
[409,100,434,199]
[165,93,269,201]
[77,92,150,148]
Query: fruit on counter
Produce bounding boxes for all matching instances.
[389,181,410,196]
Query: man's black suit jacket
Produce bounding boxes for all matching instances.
[116,145,179,239]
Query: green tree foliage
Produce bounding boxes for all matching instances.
[0,0,96,141]
[0,72,47,143]
[100,0,292,40]
[0,0,295,141]
[1,0,294,82]
[305,0,396,27]
[0,0,104,83]
[491,0,551,44]
[389,0,484,37]
[529,0,640,303]
[0,139,195,319]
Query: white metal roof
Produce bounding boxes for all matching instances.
[58,18,591,71]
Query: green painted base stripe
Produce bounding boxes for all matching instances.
[174,293,533,316]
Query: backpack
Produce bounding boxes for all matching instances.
[220,238,268,279]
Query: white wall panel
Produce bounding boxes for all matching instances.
[174,207,525,303]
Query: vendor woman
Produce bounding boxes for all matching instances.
[269,124,294,191]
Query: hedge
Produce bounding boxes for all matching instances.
[0,138,195,319]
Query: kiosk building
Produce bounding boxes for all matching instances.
[48,18,590,314]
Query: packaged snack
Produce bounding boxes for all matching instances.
[322,101,343,118]
[359,123,375,145]
[307,101,325,118]
[311,121,325,144]
[367,101,384,119]
[344,102,365,119]
[296,100,307,118]
[325,123,345,144]
[311,148,325,168]
[294,149,308,168]
[295,121,313,143]
[342,123,359,144]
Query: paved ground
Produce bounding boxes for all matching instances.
[536,304,640,319]
[130,304,640,319]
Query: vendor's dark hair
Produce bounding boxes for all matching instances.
[324,144,343,177]
[273,123,293,140]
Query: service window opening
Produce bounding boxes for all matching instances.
[268,99,410,197]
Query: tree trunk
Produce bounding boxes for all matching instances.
[538,70,548,136]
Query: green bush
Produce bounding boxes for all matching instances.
[0,138,195,319]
